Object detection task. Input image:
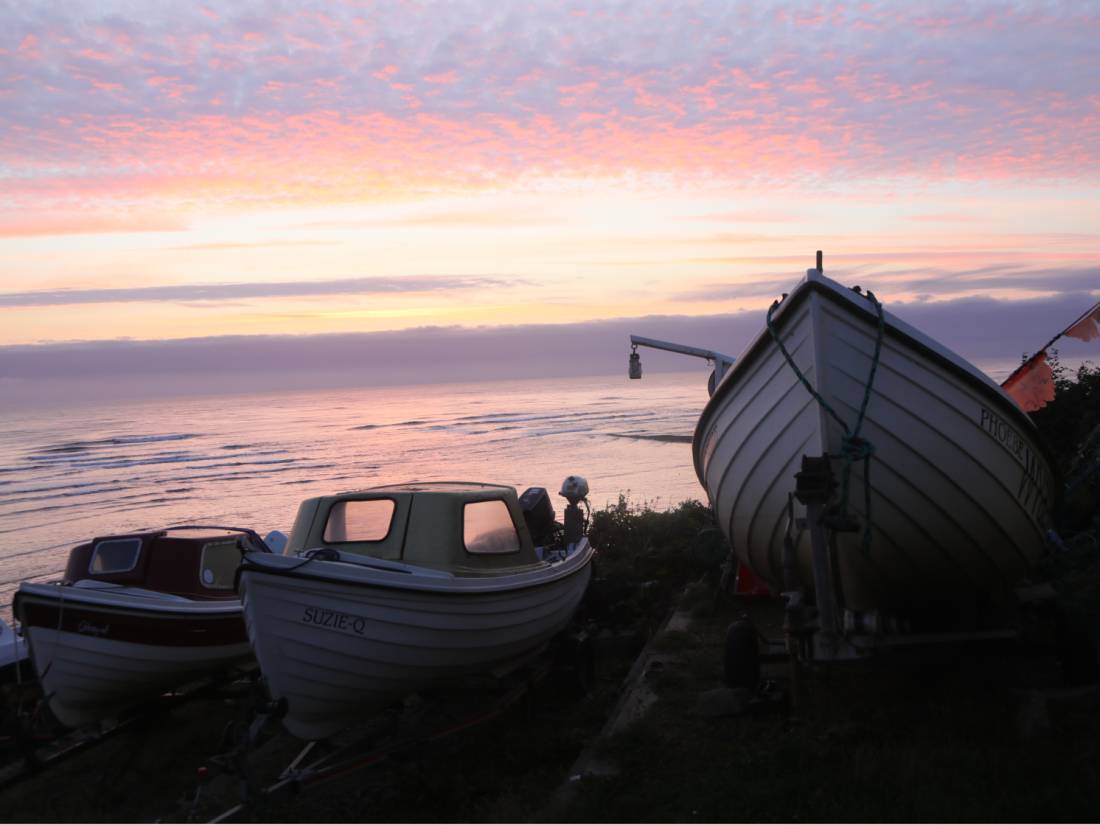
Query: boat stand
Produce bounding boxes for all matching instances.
[727,455,1072,711]
[774,455,866,676]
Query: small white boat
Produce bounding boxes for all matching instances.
[694,266,1055,627]
[14,526,268,727]
[0,617,29,685]
[239,481,595,740]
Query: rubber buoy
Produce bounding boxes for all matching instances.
[723,620,760,691]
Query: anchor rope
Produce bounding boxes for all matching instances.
[766,288,885,553]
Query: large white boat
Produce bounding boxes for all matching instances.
[693,266,1055,631]
[239,481,595,741]
[14,526,267,727]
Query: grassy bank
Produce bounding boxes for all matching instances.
[561,594,1100,822]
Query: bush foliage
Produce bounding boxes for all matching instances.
[1031,354,1100,476]
[1030,355,1100,535]
[587,496,727,586]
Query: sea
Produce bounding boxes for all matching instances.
[0,371,710,618]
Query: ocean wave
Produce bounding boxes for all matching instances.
[24,449,294,472]
[0,484,130,509]
[454,411,522,422]
[37,433,198,454]
[604,432,694,444]
[0,479,108,497]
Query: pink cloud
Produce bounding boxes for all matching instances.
[424,70,457,85]
[0,1,1096,215]
[0,213,187,238]
[78,47,113,62]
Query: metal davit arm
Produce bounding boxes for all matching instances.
[627,334,737,390]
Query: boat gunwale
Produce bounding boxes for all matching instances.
[14,583,245,617]
[239,540,594,597]
[694,272,1057,483]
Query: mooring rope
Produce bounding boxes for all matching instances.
[766,288,885,553]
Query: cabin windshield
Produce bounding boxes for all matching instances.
[463,500,520,555]
[200,539,241,590]
[323,499,396,543]
[89,538,142,574]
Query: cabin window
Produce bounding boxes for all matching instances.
[89,538,142,575]
[323,499,396,543]
[200,540,241,590]
[463,500,520,555]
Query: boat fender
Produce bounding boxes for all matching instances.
[264,530,289,554]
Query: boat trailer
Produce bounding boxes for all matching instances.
[0,665,258,793]
[188,631,592,823]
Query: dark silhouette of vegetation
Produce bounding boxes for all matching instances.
[1031,354,1100,535]
[587,496,726,582]
[581,496,727,635]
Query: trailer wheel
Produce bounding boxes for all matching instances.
[1055,608,1100,686]
[724,620,760,691]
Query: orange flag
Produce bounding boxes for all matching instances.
[1003,351,1057,412]
[1064,305,1100,342]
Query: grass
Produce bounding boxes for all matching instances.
[561,593,1100,823]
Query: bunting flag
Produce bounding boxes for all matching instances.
[1001,299,1100,413]
[1003,350,1057,412]
[1064,305,1100,342]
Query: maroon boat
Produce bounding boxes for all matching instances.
[14,526,268,728]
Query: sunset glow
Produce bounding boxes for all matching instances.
[1,2,1097,353]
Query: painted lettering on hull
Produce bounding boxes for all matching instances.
[77,620,110,637]
[979,406,1053,525]
[301,606,369,637]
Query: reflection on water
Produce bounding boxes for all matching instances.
[0,371,710,614]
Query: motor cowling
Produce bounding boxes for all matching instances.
[519,487,556,546]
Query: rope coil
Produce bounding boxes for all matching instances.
[766,288,885,554]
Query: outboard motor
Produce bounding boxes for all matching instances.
[519,487,556,547]
[559,475,590,548]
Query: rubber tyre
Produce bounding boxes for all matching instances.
[723,620,760,691]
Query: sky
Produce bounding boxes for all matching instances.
[1,1,1098,404]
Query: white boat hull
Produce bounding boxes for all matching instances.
[240,542,594,740]
[15,584,252,728]
[695,273,1055,619]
